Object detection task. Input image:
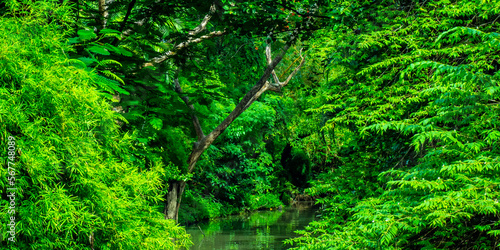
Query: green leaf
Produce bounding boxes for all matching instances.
[98,59,122,67]
[67,37,81,45]
[67,59,87,69]
[116,47,133,57]
[77,29,97,41]
[101,70,124,85]
[77,57,97,66]
[88,46,110,55]
[149,118,163,130]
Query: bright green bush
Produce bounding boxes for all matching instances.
[287,0,500,249]
[245,193,283,211]
[0,2,191,249]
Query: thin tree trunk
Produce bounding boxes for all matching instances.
[98,0,108,29]
[161,3,311,223]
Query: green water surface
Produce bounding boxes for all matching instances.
[186,203,317,250]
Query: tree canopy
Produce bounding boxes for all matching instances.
[1,0,500,249]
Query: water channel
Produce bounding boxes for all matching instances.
[186,202,318,250]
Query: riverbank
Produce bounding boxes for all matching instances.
[179,189,316,226]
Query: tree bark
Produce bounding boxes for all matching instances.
[98,0,108,29]
[164,180,186,221]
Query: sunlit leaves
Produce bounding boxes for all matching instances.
[288,0,500,249]
[149,117,163,130]
[0,5,191,248]
[77,29,97,41]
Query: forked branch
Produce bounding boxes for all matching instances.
[265,40,306,93]
[148,30,226,66]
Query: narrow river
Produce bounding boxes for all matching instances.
[186,203,317,250]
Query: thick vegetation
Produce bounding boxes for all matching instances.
[286,0,500,249]
[0,2,190,249]
[1,0,500,249]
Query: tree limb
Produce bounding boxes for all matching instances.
[141,2,225,68]
[173,69,205,141]
[187,30,305,173]
[189,2,217,36]
[146,30,226,67]
[266,41,306,92]
[119,0,137,33]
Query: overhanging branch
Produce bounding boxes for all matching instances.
[141,2,225,68]
[147,30,226,66]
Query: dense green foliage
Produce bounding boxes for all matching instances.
[286,0,500,249]
[0,2,190,249]
[2,0,500,249]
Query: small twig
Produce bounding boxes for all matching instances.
[197,225,206,237]
[279,52,303,79]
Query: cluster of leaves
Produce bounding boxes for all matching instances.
[67,28,133,99]
[178,189,228,224]
[187,97,285,215]
[287,0,500,249]
[0,1,191,249]
[67,0,200,178]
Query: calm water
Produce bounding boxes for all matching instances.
[186,203,317,250]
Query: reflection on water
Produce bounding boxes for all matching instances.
[186,203,317,250]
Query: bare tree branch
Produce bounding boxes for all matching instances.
[141,2,225,68]
[189,3,217,36]
[146,30,226,67]
[173,69,205,141]
[265,40,306,92]
[265,41,280,84]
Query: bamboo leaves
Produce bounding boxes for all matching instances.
[0,4,191,248]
